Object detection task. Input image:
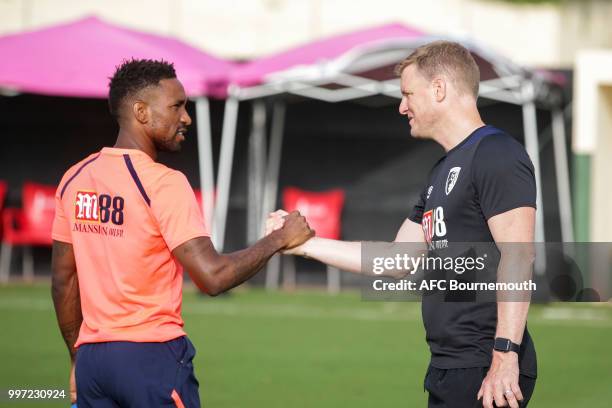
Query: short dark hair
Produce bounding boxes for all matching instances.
[108,58,176,119]
[395,41,480,98]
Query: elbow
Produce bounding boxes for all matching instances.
[50,268,69,301]
[522,244,536,266]
[204,282,224,297]
[196,263,235,297]
[193,277,223,297]
[500,244,536,265]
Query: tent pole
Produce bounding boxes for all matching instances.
[247,101,267,244]
[521,81,545,242]
[263,102,286,290]
[213,96,239,252]
[551,107,574,243]
[521,80,546,274]
[195,97,215,232]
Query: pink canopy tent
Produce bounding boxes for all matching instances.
[213,23,570,287]
[232,23,425,89]
[227,22,527,101]
[0,16,231,98]
[0,16,232,226]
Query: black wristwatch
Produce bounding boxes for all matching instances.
[493,337,520,353]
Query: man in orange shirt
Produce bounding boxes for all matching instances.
[51,59,313,408]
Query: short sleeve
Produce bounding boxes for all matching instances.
[472,135,536,220]
[151,171,209,251]
[408,185,428,224]
[52,187,72,243]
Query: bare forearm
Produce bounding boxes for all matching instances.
[51,271,82,362]
[294,237,363,273]
[495,251,533,344]
[178,212,313,295]
[222,235,285,291]
[496,301,529,344]
[176,235,285,295]
[286,217,426,275]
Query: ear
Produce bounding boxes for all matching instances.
[432,77,446,102]
[132,101,149,124]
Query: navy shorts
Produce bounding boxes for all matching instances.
[75,336,200,408]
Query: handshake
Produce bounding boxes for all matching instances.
[265,209,314,255]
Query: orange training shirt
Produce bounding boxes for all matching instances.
[52,147,209,347]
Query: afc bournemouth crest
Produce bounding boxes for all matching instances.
[445,167,461,195]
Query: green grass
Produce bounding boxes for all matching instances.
[0,284,610,407]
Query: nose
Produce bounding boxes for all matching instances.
[181,109,192,127]
[398,97,408,115]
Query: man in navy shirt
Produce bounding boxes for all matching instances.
[269,41,537,408]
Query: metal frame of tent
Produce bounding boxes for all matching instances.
[211,34,573,288]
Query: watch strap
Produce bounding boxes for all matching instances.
[494,337,520,353]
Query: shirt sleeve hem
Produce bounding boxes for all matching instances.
[51,233,72,244]
[483,203,537,221]
[408,213,422,224]
[167,231,210,252]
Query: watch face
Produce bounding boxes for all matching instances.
[494,338,511,351]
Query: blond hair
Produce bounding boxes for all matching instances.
[395,41,480,98]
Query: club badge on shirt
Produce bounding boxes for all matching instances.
[445,167,461,195]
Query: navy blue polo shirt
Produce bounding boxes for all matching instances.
[409,125,537,377]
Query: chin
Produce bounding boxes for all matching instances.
[166,143,182,153]
[410,128,431,140]
[155,141,182,153]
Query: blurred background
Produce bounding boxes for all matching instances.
[0,0,610,407]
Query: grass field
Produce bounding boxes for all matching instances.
[0,283,610,407]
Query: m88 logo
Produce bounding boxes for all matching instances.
[421,206,446,244]
[75,191,125,225]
